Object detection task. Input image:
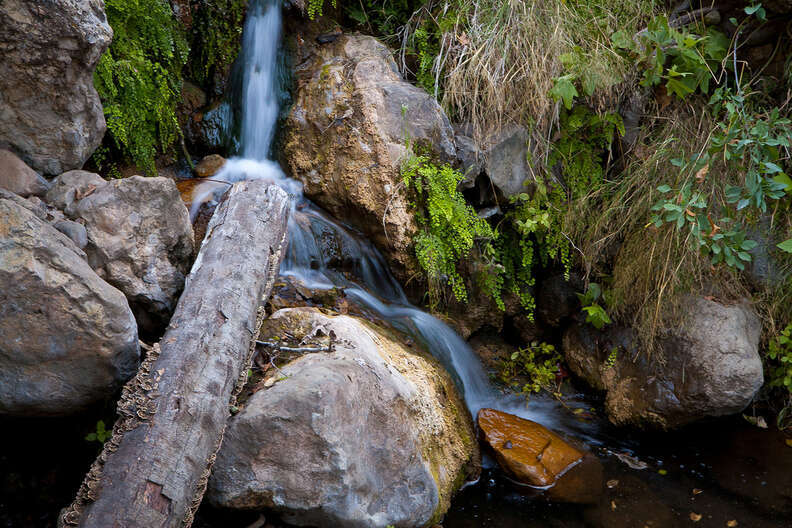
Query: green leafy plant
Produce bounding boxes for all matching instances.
[499,341,561,397]
[482,189,570,315]
[95,0,188,175]
[604,347,619,369]
[612,15,729,99]
[768,323,792,391]
[85,420,112,443]
[778,238,792,253]
[403,154,494,307]
[711,90,791,213]
[577,283,611,330]
[346,0,423,38]
[650,89,791,271]
[550,106,625,200]
[307,0,337,19]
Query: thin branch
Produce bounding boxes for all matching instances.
[256,341,331,353]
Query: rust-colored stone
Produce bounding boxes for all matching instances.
[194,154,227,178]
[477,408,583,487]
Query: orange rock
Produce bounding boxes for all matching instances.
[176,179,208,205]
[477,408,583,487]
[194,154,227,178]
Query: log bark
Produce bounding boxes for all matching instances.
[62,180,290,528]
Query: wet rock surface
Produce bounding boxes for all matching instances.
[47,173,195,334]
[0,195,139,416]
[194,154,227,178]
[563,297,763,429]
[208,308,478,528]
[0,0,111,175]
[283,34,456,282]
[478,408,584,488]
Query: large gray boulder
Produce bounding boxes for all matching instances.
[562,297,763,429]
[0,194,139,416]
[47,174,195,333]
[283,34,456,282]
[0,149,49,197]
[208,308,478,527]
[0,0,111,175]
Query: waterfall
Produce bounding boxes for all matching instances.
[239,0,282,160]
[192,0,602,442]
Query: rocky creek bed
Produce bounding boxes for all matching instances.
[3,0,792,526]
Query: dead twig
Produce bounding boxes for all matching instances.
[255,341,332,353]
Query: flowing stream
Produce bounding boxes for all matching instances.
[191,0,600,442]
[184,8,792,528]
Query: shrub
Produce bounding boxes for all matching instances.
[612,15,729,99]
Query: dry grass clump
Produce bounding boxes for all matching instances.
[411,0,657,158]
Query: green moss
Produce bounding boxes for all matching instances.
[94,0,188,175]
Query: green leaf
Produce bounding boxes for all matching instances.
[777,239,792,253]
[657,184,672,193]
[772,173,792,191]
[550,75,579,110]
[611,30,636,51]
[763,161,783,174]
[745,4,767,21]
[665,77,695,99]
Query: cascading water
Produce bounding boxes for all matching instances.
[192,0,601,442]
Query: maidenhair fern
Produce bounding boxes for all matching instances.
[307,0,337,19]
[403,155,493,306]
[95,0,188,175]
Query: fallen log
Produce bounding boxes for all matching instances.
[62,180,290,528]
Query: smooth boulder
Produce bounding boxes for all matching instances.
[47,174,195,334]
[562,297,763,429]
[0,0,111,175]
[0,149,49,197]
[478,408,583,488]
[208,308,478,528]
[283,34,456,282]
[0,195,139,416]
